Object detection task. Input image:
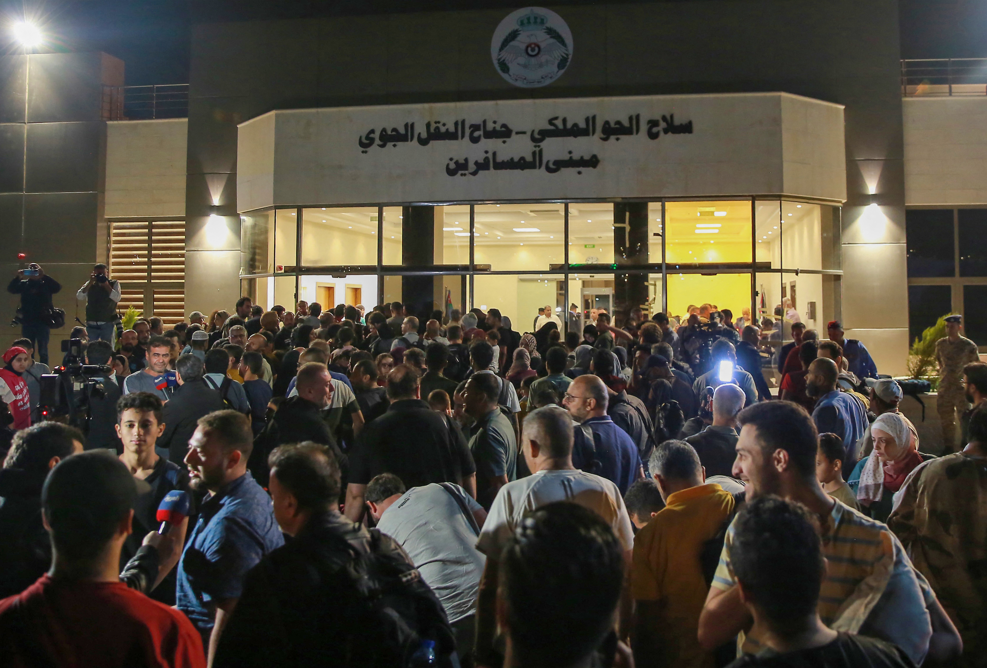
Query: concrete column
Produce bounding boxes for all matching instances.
[401,205,443,319]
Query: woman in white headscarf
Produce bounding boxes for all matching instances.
[847,412,934,522]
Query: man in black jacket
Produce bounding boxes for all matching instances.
[737,325,772,403]
[7,263,61,365]
[344,364,476,521]
[0,422,85,599]
[159,354,227,466]
[213,443,454,668]
[83,340,124,452]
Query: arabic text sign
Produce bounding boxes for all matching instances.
[238,94,844,208]
[356,112,693,178]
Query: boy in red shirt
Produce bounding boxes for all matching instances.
[0,450,205,667]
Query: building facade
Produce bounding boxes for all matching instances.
[5,1,987,377]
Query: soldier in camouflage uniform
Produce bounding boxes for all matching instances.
[936,314,980,451]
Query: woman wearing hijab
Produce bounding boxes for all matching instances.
[848,412,934,522]
[568,344,594,379]
[0,346,32,430]
[506,348,537,390]
[533,321,559,356]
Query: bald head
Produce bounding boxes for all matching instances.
[565,375,609,422]
[712,384,746,426]
[246,333,267,352]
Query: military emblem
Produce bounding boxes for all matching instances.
[491,7,573,88]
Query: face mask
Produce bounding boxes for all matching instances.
[805,380,820,398]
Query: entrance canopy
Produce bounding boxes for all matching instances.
[237,92,846,210]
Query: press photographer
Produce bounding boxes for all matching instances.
[76,263,121,344]
[7,263,61,365]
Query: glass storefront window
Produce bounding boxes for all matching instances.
[243,276,297,312]
[274,209,298,272]
[906,209,954,278]
[301,207,378,267]
[959,209,987,277]
[241,210,273,275]
[474,203,565,272]
[382,206,402,265]
[964,285,987,345]
[665,200,752,269]
[666,272,751,324]
[438,205,471,266]
[298,274,379,313]
[568,203,615,267]
[781,201,840,272]
[475,273,564,335]
[755,199,781,269]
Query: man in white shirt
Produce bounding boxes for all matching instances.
[367,474,486,661]
[534,304,562,332]
[473,405,634,667]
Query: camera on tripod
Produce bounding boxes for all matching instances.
[37,337,111,432]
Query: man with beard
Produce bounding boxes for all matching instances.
[123,336,176,401]
[177,410,283,666]
[698,401,962,667]
[133,319,152,369]
[118,329,144,374]
[806,357,868,466]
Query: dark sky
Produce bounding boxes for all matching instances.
[3,0,987,85]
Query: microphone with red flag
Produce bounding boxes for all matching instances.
[156,490,191,535]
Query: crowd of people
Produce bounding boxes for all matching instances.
[0,269,984,668]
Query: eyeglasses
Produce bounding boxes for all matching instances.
[563,392,583,402]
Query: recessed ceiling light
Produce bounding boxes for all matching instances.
[695,229,719,234]
[768,231,772,234]
[520,243,523,246]
[773,226,777,229]
[513,228,540,232]
[587,220,592,223]
[454,232,471,237]
[290,212,295,216]
[788,213,793,217]
[696,223,721,228]
[391,236,394,238]
[321,208,326,210]
[796,205,802,208]
[714,211,727,217]
[348,226,351,229]
[443,227,463,231]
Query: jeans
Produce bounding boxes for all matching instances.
[21,321,51,365]
[87,321,116,345]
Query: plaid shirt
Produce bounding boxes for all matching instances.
[712,499,935,665]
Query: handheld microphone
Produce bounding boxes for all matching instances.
[156,490,191,535]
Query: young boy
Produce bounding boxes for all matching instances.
[115,391,190,602]
[816,432,860,510]
[623,478,665,531]
[486,329,501,375]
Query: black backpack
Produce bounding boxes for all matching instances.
[648,379,685,444]
[309,529,459,668]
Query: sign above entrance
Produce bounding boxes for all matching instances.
[237,93,848,210]
[491,7,573,88]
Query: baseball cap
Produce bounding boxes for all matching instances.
[189,311,204,320]
[872,379,903,403]
[43,450,150,542]
[191,330,209,341]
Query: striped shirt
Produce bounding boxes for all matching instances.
[711,499,934,665]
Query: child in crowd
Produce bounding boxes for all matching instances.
[816,432,860,510]
[623,478,665,531]
[486,329,501,374]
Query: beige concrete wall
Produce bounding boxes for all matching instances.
[105,119,188,218]
[904,97,987,205]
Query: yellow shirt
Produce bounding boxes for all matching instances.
[632,483,735,668]
[227,368,244,384]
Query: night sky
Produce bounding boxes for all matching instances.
[1,0,986,85]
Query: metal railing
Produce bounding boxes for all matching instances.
[902,58,987,97]
[102,84,189,120]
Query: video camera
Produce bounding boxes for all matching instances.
[38,337,111,432]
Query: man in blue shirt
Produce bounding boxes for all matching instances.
[827,320,878,380]
[176,410,283,666]
[806,357,869,465]
[565,375,645,495]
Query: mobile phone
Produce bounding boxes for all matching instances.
[718,360,735,383]
[22,268,38,277]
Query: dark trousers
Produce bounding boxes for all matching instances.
[21,321,50,365]
[451,614,475,668]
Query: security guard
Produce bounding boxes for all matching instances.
[936,314,980,451]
